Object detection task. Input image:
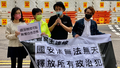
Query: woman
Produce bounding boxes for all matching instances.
[30,8,51,68]
[5,7,27,68]
[30,8,51,37]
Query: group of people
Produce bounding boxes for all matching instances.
[5,2,104,68]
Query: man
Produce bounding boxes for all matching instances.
[48,2,72,40]
[72,6,104,38]
[30,8,51,68]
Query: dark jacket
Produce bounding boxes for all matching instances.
[72,18,104,37]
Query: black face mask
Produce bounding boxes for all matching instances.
[85,14,92,19]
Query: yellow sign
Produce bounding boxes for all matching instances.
[25,1,30,8]
[117,2,120,7]
[46,18,49,23]
[2,19,7,25]
[44,2,49,8]
[117,17,120,22]
[83,2,87,8]
[100,2,104,8]
[99,17,104,24]
[1,1,7,8]
[64,2,69,8]
[24,18,30,23]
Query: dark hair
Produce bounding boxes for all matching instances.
[53,2,65,11]
[32,8,42,15]
[11,7,25,22]
[84,6,95,15]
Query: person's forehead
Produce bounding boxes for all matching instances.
[36,12,42,14]
[55,6,62,9]
[86,9,92,12]
[16,10,20,12]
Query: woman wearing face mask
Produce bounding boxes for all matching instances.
[30,8,51,37]
[29,8,51,68]
[48,2,72,40]
[5,7,27,68]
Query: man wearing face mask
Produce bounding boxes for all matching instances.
[48,2,72,40]
[29,8,51,68]
[72,6,104,38]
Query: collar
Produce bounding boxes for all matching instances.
[84,18,91,22]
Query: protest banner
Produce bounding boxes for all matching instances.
[18,22,41,41]
[21,34,117,68]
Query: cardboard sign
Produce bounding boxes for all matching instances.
[18,22,41,41]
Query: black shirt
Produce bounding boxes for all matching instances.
[48,15,72,40]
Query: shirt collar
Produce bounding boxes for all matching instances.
[84,18,91,23]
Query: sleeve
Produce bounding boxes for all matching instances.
[72,21,79,37]
[48,16,53,27]
[45,23,51,37]
[5,24,18,40]
[67,17,73,27]
[95,22,105,35]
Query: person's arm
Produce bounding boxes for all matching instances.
[5,24,19,40]
[60,23,72,33]
[48,17,57,32]
[58,18,72,33]
[72,21,79,37]
[45,23,51,37]
[49,21,57,32]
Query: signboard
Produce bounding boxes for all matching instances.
[1,1,7,8]
[25,1,30,8]
[100,2,104,8]
[2,19,7,25]
[18,22,41,41]
[44,2,49,8]
[64,2,69,8]
[83,2,87,8]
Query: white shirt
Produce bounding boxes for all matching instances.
[5,21,26,47]
[81,19,91,37]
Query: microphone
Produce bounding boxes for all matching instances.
[57,14,60,26]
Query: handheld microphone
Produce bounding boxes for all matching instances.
[57,14,60,26]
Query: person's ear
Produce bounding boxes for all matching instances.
[84,12,85,14]
[62,10,64,12]
[33,15,36,19]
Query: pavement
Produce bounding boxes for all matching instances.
[1,24,120,68]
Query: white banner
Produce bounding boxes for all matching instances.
[22,34,117,68]
[18,22,41,41]
[34,37,104,68]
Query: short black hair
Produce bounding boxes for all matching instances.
[11,7,25,22]
[32,8,42,15]
[53,2,65,11]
